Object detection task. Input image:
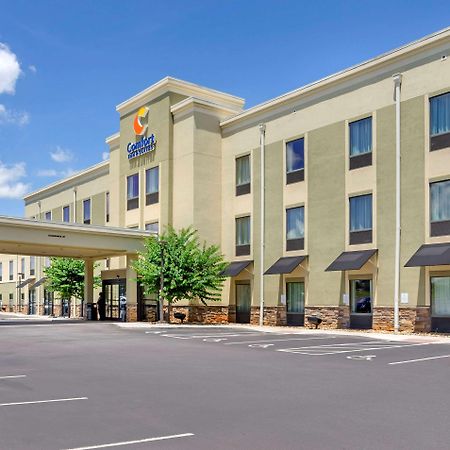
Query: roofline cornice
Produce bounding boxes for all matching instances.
[220,26,450,129]
[105,132,120,147]
[170,97,240,120]
[116,76,244,117]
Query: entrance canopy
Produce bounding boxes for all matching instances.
[326,249,377,272]
[264,256,306,275]
[405,243,450,267]
[0,216,151,259]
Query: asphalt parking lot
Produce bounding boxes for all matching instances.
[0,322,449,450]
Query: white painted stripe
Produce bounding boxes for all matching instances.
[389,354,450,365]
[62,433,195,450]
[0,397,87,406]
[225,336,336,345]
[162,332,265,339]
[0,375,26,380]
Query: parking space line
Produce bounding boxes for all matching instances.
[0,375,26,380]
[224,336,336,345]
[0,397,88,407]
[161,332,265,339]
[62,432,195,449]
[388,354,450,365]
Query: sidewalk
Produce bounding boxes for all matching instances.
[115,321,450,343]
[0,311,83,322]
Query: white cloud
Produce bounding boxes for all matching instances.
[50,146,73,163]
[0,160,30,198]
[0,104,30,125]
[28,65,37,73]
[0,43,21,95]
[102,151,109,161]
[37,167,78,178]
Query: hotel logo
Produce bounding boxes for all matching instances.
[133,106,149,136]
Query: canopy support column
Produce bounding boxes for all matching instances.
[126,254,138,322]
[84,259,94,318]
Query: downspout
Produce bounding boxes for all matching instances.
[393,73,402,333]
[73,187,77,223]
[259,123,266,326]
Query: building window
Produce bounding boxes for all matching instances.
[145,167,159,205]
[145,222,159,234]
[349,117,372,169]
[349,194,372,244]
[9,293,13,307]
[106,258,110,269]
[9,260,13,281]
[83,199,91,224]
[45,257,51,268]
[286,207,304,251]
[63,205,70,223]
[430,180,450,236]
[105,192,110,223]
[0,262,2,282]
[431,276,450,317]
[30,256,36,276]
[20,258,25,276]
[430,92,450,151]
[236,155,250,196]
[286,138,304,184]
[235,216,251,256]
[45,211,52,221]
[350,279,372,314]
[127,174,139,210]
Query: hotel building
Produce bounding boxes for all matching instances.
[1,28,450,332]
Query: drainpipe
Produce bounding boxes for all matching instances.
[259,123,266,326]
[73,187,77,223]
[393,73,402,333]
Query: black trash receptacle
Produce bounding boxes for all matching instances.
[86,303,98,321]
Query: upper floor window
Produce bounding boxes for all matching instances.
[286,138,304,184]
[0,262,2,282]
[127,173,139,210]
[30,256,35,276]
[286,206,305,251]
[349,117,372,169]
[83,199,91,224]
[45,211,52,221]
[430,179,450,236]
[236,155,251,196]
[145,222,159,234]
[235,216,251,256]
[20,258,25,276]
[105,192,110,223]
[430,92,450,151]
[349,194,372,245]
[9,260,13,281]
[63,205,70,223]
[145,167,159,205]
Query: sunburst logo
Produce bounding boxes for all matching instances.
[133,106,149,135]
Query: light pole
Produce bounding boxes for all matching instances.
[17,272,24,314]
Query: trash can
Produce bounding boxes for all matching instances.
[86,303,98,321]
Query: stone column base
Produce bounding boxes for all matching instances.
[373,307,431,333]
[126,304,138,322]
[250,306,286,326]
[166,305,230,324]
[304,306,350,329]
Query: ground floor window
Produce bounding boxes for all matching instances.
[350,279,372,314]
[431,276,450,316]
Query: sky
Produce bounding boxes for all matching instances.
[0,0,449,216]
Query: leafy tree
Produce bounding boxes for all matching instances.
[133,226,227,321]
[44,258,101,312]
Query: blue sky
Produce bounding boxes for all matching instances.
[0,0,449,216]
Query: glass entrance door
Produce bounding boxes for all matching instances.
[236,283,251,323]
[103,279,125,320]
[431,276,450,332]
[28,289,36,315]
[286,281,305,326]
[350,279,373,329]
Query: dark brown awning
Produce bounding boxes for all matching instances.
[405,243,450,267]
[264,256,306,275]
[222,260,253,277]
[30,277,46,289]
[326,249,377,272]
[17,278,35,289]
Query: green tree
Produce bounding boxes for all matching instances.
[44,258,100,314]
[133,226,227,322]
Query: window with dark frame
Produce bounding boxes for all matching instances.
[45,211,52,221]
[0,262,2,282]
[236,154,251,196]
[286,206,304,251]
[83,199,91,224]
[145,222,159,234]
[30,256,35,276]
[127,173,139,210]
[286,138,304,184]
[349,194,373,244]
[430,179,450,236]
[430,92,450,151]
[9,260,13,281]
[63,205,70,223]
[145,167,159,205]
[349,117,372,170]
[235,216,251,256]
[105,192,110,223]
